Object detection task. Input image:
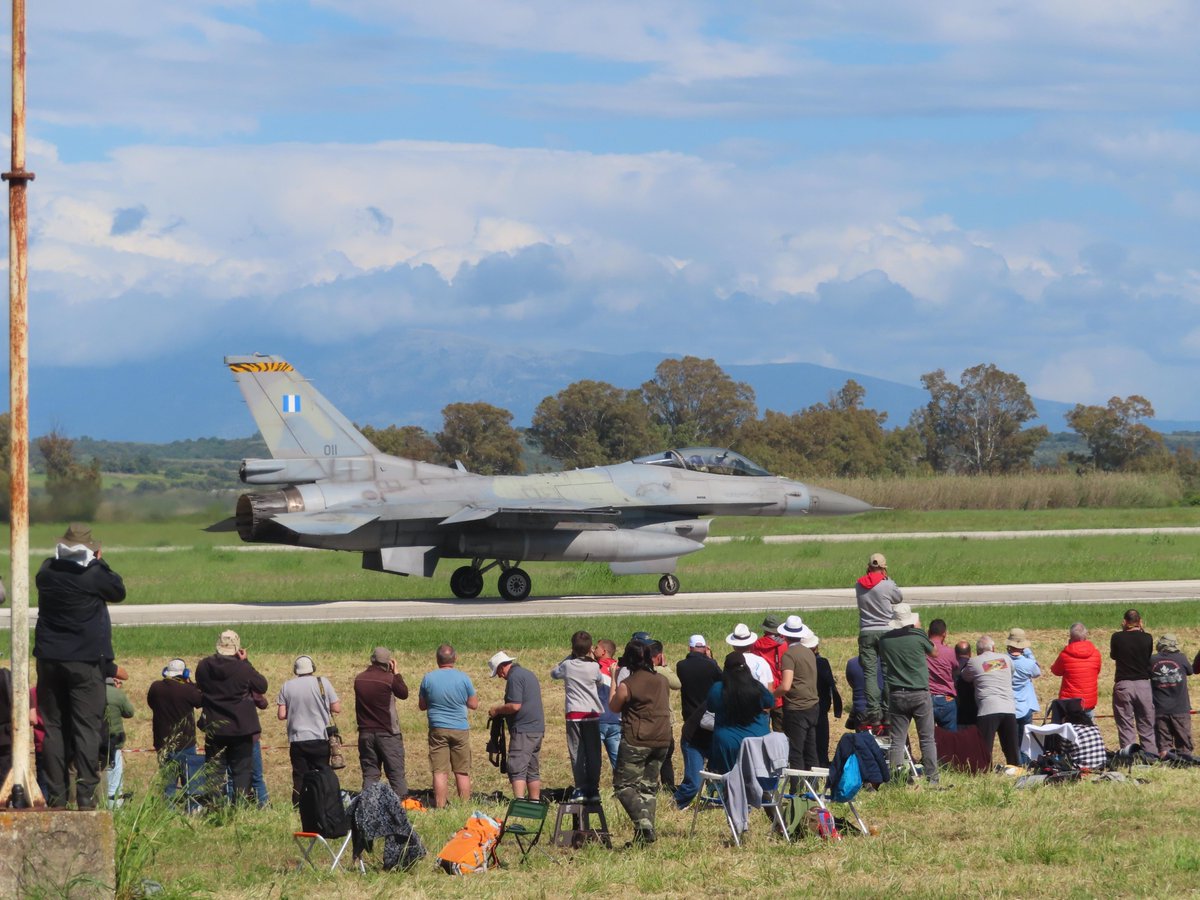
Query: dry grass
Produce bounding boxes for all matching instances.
[819,471,1186,511]
[103,626,1200,897]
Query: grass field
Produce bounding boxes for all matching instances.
[17,605,1192,898]
[5,508,1200,896]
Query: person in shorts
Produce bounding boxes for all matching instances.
[488,651,545,800]
[418,644,478,808]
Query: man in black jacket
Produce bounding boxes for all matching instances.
[33,523,126,809]
[197,629,268,804]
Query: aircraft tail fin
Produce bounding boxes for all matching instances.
[225,354,378,460]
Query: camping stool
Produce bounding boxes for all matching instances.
[293,830,364,873]
[551,798,612,849]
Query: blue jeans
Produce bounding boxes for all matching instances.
[105,749,125,805]
[932,695,958,731]
[162,746,206,811]
[1016,712,1034,763]
[673,739,706,808]
[599,723,622,771]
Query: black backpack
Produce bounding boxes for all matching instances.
[299,767,350,837]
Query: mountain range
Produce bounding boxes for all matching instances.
[24,330,1200,442]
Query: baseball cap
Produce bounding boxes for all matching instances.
[688,634,707,649]
[869,552,887,568]
[371,646,392,665]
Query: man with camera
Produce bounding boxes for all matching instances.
[276,654,342,807]
[354,646,410,800]
[33,523,126,809]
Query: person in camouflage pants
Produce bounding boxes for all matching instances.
[609,641,671,845]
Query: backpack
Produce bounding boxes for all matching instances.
[299,767,350,838]
[831,753,863,803]
[436,811,502,875]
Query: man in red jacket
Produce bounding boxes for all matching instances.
[750,615,787,732]
[1050,622,1102,722]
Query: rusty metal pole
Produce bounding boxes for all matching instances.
[1,0,39,807]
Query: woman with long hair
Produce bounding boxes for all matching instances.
[609,640,672,845]
[707,651,774,773]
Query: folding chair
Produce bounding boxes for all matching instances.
[294,791,365,873]
[871,730,920,780]
[493,798,554,866]
[689,734,790,847]
[782,767,870,837]
[294,830,364,873]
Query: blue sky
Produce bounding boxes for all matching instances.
[8,1,1200,420]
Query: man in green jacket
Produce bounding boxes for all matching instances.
[878,604,940,786]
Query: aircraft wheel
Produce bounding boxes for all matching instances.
[450,566,484,599]
[498,567,532,602]
[658,574,680,596]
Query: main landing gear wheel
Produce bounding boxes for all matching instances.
[658,574,680,596]
[449,566,484,599]
[498,567,532,602]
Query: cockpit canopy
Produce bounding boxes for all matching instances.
[632,447,773,477]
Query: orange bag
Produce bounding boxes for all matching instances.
[435,811,502,875]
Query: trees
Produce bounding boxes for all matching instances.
[36,429,102,519]
[436,402,524,475]
[734,381,905,478]
[641,356,757,447]
[915,364,1047,474]
[1065,395,1168,471]
[529,380,664,469]
[360,424,439,461]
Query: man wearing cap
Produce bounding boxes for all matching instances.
[147,658,203,806]
[727,623,774,693]
[197,629,269,804]
[675,634,721,808]
[1006,628,1041,760]
[751,615,788,732]
[855,552,903,725]
[276,655,342,806]
[419,644,479,808]
[774,615,821,771]
[879,604,940,785]
[1110,609,1157,756]
[354,647,410,800]
[33,523,127,809]
[488,652,545,801]
[1150,634,1194,757]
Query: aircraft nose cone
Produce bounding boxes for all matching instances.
[807,487,874,516]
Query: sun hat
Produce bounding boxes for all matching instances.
[488,651,517,677]
[1006,628,1032,650]
[725,623,757,647]
[371,646,392,665]
[761,615,783,635]
[800,632,820,649]
[215,630,241,656]
[1158,633,1180,654]
[60,523,100,552]
[777,615,809,640]
[294,655,315,675]
[890,603,920,629]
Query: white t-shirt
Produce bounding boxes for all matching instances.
[744,653,775,692]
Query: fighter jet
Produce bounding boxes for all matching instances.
[224,354,875,600]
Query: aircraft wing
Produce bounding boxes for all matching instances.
[439,500,621,530]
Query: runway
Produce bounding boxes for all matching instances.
[4,579,1197,627]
